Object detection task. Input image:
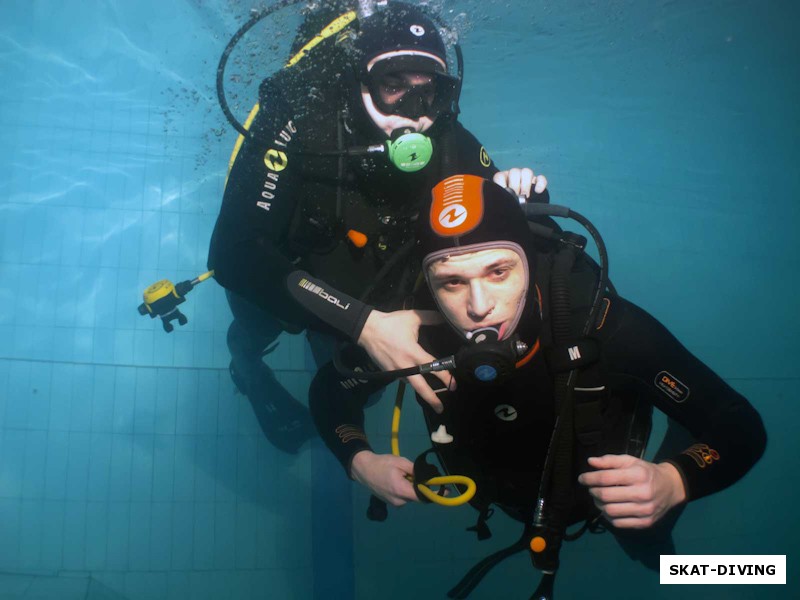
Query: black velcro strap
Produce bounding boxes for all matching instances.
[447,525,531,599]
[546,338,601,372]
[466,508,494,541]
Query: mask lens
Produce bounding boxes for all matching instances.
[366,71,457,120]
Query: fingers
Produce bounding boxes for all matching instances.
[492,171,508,187]
[580,455,674,529]
[519,168,534,196]
[595,499,659,529]
[596,498,654,515]
[587,483,652,504]
[431,369,457,391]
[389,454,415,473]
[400,478,420,502]
[411,309,444,326]
[406,373,444,413]
[588,454,639,470]
[493,168,535,197]
[579,455,651,493]
[384,477,419,506]
[404,352,456,410]
[579,466,641,488]
[605,517,655,530]
[493,168,549,198]
[387,457,419,505]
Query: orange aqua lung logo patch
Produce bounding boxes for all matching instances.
[430,174,485,238]
[682,444,720,469]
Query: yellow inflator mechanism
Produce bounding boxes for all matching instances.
[137,270,214,332]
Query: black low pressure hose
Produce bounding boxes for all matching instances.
[216,0,303,141]
[522,203,609,332]
[530,237,580,575]
[332,352,455,382]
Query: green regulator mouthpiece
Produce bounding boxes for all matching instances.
[386,132,433,172]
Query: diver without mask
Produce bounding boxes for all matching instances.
[331,173,610,388]
[332,174,542,386]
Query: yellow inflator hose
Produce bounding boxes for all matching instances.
[391,382,476,507]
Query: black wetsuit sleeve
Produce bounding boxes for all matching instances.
[286,271,373,341]
[599,296,767,501]
[308,347,389,476]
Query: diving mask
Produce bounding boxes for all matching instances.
[362,56,460,122]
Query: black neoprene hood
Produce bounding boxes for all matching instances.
[354,2,448,77]
[417,175,538,341]
[416,175,535,259]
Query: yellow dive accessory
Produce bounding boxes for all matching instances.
[284,11,357,68]
[391,383,476,507]
[137,270,214,332]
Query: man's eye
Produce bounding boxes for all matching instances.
[490,268,510,280]
[442,279,463,289]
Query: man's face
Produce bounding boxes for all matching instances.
[427,247,527,339]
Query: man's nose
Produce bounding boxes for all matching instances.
[467,280,493,321]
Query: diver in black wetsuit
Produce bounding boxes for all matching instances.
[208,2,549,453]
[308,175,766,595]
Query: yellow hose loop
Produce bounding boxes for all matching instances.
[391,382,405,457]
[285,11,358,68]
[391,380,477,507]
[416,475,477,507]
[225,103,261,187]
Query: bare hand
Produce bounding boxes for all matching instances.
[493,167,548,198]
[577,454,687,529]
[357,309,453,413]
[350,450,419,507]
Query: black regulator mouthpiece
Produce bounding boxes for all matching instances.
[454,329,527,386]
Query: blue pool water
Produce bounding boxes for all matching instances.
[0,1,797,598]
